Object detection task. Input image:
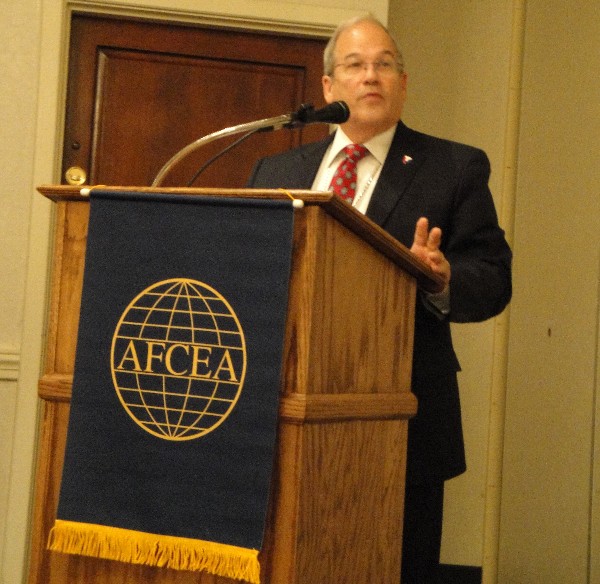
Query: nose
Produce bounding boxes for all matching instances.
[363,64,380,81]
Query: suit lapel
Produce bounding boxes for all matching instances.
[366,122,426,227]
[286,134,334,189]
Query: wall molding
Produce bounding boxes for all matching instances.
[482,2,526,583]
[0,348,20,382]
[69,0,343,37]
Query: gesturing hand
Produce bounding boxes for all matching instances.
[410,217,451,289]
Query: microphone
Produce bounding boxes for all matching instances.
[287,101,350,127]
[151,102,351,187]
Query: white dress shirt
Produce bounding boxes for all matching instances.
[311,125,396,214]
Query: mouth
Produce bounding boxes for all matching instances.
[361,92,384,101]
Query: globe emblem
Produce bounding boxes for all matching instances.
[110,278,246,441]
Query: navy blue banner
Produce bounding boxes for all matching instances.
[49,191,295,580]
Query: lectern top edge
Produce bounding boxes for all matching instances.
[37,184,445,294]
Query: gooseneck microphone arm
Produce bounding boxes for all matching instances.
[151,102,349,187]
[185,130,259,188]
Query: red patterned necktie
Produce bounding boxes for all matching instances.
[329,144,369,203]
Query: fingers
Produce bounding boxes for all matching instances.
[413,218,441,251]
[411,218,451,286]
[412,217,430,248]
[426,227,442,251]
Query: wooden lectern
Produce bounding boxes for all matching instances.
[28,186,443,584]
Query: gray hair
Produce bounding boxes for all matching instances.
[323,15,405,77]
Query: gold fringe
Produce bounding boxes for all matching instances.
[48,520,260,583]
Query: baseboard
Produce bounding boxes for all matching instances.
[439,563,482,584]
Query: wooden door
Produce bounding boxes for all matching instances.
[62,13,329,188]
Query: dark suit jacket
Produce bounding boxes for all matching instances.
[247,122,512,483]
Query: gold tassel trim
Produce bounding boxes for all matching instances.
[48,520,260,583]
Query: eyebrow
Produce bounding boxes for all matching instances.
[341,49,396,61]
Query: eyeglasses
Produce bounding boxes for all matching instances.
[333,58,402,77]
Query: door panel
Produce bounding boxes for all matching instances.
[63,14,329,188]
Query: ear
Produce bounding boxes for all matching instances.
[322,75,334,104]
[400,72,408,92]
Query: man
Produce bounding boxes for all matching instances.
[247,15,512,583]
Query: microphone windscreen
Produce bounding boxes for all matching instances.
[298,101,350,125]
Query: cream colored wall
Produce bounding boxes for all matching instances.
[0,2,45,582]
[499,1,600,582]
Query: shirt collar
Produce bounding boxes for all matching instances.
[326,124,397,168]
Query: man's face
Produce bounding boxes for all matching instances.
[322,20,407,142]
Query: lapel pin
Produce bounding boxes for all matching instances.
[402,155,413,165]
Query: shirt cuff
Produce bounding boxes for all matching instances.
[422,287,450,318]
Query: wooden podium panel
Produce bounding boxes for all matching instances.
[27,186,442,584]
